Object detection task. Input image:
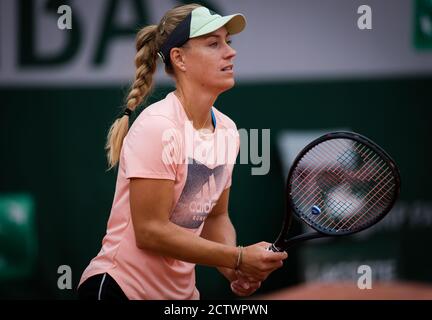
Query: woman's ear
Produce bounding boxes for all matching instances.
[170,48,186,72]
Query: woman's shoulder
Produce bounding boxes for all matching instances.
[125,94,181,142]
[132,93,179,128]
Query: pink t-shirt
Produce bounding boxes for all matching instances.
[79,92,240,300]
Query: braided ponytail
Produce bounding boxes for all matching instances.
[105,25,158,170]
[105,3,202,170]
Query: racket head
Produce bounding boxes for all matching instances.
[275,131,401,249]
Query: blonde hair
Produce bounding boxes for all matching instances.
[105,3,202,170]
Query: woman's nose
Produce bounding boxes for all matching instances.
[224,44,236,59]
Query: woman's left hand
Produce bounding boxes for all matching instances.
[230,270,261,297]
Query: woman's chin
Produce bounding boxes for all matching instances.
[217,79,236,93]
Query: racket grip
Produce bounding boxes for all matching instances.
[271,232,329,251]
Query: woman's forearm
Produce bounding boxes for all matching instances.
[200,214,236,246]
[200,214,238,282]
[135,219,238,270]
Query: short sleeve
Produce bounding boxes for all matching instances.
[123,115,181,180]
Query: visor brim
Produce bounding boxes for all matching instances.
[190,13,246,38]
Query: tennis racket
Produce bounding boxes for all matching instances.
[269,131,401,252]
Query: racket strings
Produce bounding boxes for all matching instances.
[336,170,395,230]
[291,140,372,228]
[319,145,393,229]
[291,141,371,211]
[292,140,376,227]
[290,138,396,233]
[305,143,384,229]
[290,141,369,186]
[290,145,372,228]
[326,166,392,229]
[333,142,396,229]
[293,140,372,200]
[313,145,394,230]
[318,159,395,231]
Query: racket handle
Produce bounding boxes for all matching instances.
[270,232,329,251]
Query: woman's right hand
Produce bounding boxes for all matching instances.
[237,241,288,282]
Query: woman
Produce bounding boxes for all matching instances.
[78,4,287,300]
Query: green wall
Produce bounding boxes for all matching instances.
[0,76,431,299]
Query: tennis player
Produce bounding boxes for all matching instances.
[78,4,287,300]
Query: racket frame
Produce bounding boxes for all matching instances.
[271,131,401,252]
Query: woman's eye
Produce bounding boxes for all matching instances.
[210,42,218,47]
[226,40,232,46]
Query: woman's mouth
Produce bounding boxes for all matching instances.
[221,64,233,72]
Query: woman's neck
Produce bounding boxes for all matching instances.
[174,84,217,131]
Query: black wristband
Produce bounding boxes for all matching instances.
[124,108,132,116]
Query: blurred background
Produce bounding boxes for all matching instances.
[1,0,431,299]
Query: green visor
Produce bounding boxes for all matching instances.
[158,7,246,65]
